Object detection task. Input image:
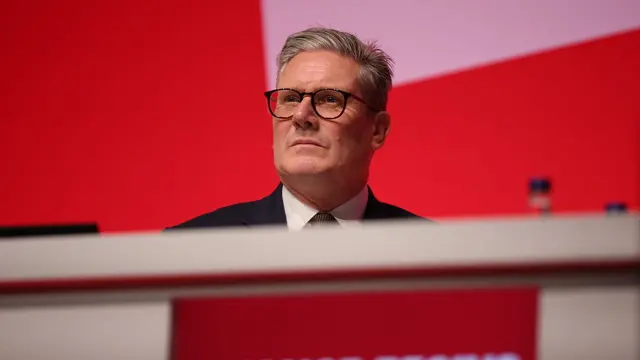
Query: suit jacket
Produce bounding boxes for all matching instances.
[167,183,425,230]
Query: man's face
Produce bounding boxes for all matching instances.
[272,50,388,181]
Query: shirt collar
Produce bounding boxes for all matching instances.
[281,184,369,231]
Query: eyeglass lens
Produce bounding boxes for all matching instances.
[268,89,346,119]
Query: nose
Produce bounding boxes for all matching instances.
[292,96,319,130]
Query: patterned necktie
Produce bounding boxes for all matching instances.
[305,212,339,228]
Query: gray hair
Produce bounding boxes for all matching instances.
[276,27,394,111]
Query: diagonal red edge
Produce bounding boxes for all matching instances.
[1,259,638,295]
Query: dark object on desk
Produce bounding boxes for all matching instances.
[605,202,628,214]
[0,223,99,238]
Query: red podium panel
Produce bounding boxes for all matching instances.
[172,287,538,360]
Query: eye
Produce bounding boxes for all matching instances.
[275,90,301,103]
[315,90,344,106]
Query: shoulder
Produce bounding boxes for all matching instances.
[377,201,427,220]
[165,184,286,231]
[165,201,258,230]
[364,187,431,222]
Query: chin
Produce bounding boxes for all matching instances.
[280,157,331,175]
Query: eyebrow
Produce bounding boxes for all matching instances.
[279,86,354,93]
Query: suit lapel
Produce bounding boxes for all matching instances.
[362,186,389,220]
[241,183,287,226]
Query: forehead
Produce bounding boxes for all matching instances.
[278,50,360,92]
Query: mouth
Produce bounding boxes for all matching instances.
[291,139,323,148]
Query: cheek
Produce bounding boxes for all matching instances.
[339,120,372,150]
[272,122,289,147]
[326,125,370,164]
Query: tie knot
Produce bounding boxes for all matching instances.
[305,212,338,228]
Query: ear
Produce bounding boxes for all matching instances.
[371,111,390,150]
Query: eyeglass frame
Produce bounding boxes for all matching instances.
[264,88,381,120]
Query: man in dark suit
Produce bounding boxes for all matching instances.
[169,27,424,231]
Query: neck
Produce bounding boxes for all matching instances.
[281,173,368,212]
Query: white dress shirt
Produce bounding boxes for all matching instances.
[281,185,369,231]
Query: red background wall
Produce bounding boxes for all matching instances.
[1,1,638,232]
